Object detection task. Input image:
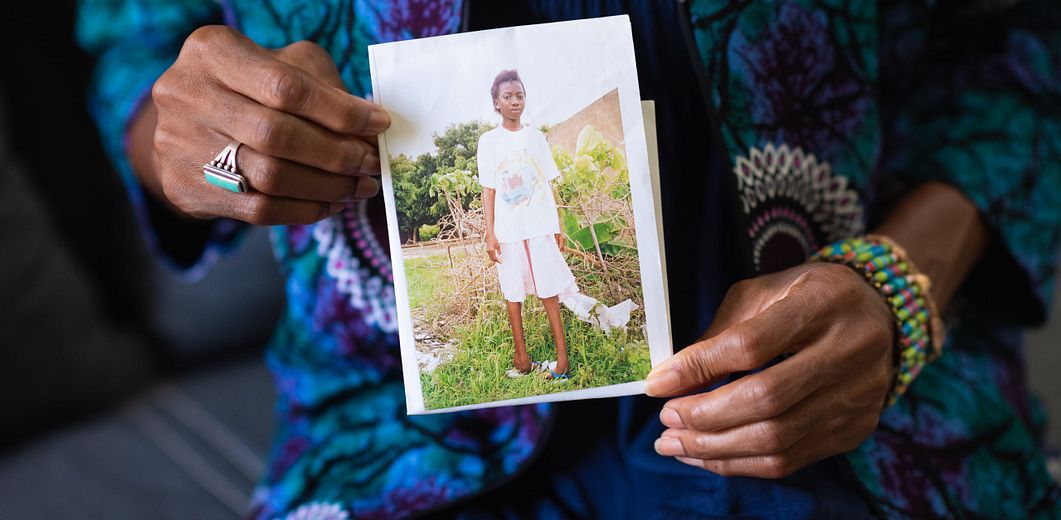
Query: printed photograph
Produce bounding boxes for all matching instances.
[370,16,670,413]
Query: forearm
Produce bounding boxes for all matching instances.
[483,188,496,237]
[873,181,988,310]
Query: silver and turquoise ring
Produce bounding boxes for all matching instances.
[203,141,248,193]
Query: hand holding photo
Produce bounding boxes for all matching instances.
[369,15,671,414]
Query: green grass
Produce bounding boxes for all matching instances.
[406,256,447,310]
[404,255,651,410]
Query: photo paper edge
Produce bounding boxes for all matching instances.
[370,17,672,414]
[368,43,427,415]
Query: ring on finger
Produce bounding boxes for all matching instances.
[203,141,249,193]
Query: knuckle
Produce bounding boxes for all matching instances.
[746,378,783,416]
[324,141,356,173]
[187,25,220,43]
[151,125,175,153]
[183,25,231,57]
[151,74,176,104]
[252,113,291,153]
[261,66,307,110]
[343,108,370,135]
[685,401,710,429]
[754,420,788,453]
[727,278,752,299]
[676,349,714,388]
[689,434,712,457]
[250,157,283,194]
[242,196,273,225]
[288,40,327,60]
[761,455,793,479]
[733,328,766,368]
[182,26,211,54]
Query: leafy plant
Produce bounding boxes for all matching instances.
[391,121,494,242]
[552,125,637,266]
[419,224,440,241]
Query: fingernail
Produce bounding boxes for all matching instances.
[644,367,680,396]
[329,203,346,213]
[355,177,380,199]
[654,437,685,457]
[659,407,685,428]
[365,108,390,134]
[675,456,703,468]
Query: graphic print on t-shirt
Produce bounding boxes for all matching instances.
[497,150,543,207]
[477,126,563,243]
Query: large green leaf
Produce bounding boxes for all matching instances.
[598,243,637,256]
[560,209,581,236]
[569,222,615,252]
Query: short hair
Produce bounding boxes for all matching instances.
[490,69,525,113]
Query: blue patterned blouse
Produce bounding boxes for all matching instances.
[78,0,1061,518]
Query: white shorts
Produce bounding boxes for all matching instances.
[496,235,577,303]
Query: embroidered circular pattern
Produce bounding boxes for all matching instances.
[733,143,865,273]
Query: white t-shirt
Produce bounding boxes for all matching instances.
[477,125,563,243]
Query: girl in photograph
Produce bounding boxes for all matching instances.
[477,69,574,381]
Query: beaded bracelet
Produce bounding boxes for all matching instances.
[811,234,945,407]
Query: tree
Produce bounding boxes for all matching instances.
[392,153,444,241]
[433,120,493,176]
[391,121,495,242]
[432,120,493,213]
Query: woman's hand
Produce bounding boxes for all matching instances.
[141,25,387,225]
[645,262,894,478]
[555,233,565,252]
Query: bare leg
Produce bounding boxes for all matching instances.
[541,296,568,377]
[507,301,531,372]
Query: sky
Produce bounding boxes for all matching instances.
[369,16,642,158]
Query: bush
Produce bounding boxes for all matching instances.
[418,223,441,241]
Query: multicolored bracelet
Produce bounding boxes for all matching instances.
[811,234,946,407]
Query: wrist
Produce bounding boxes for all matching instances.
[873,182,987,310]
[812,234,944,407]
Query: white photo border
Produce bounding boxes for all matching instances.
[369,15,672,414]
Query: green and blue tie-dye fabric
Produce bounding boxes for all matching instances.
[687,0,1061,517]
[79,2,551,519]
[78,0,1061,518]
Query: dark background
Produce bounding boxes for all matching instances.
[0,2,1056,518]
[0,3,284,517]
